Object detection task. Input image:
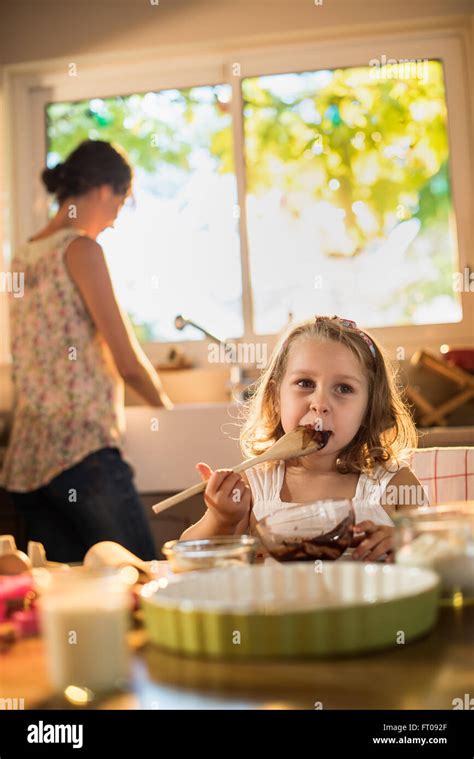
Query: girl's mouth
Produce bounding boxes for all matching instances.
[302,425,333,450]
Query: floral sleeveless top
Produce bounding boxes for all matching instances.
[1,227,125,492]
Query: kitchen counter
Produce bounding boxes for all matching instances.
[2,600,472,710]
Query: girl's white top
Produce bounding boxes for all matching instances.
[246,459,413,533]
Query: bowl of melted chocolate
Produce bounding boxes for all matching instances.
[256,499,355,561]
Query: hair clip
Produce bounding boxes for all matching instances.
[315,315,376,359]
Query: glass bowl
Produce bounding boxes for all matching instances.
[255,499,355,562]
[394,502,474,603]
[162,536,259,573]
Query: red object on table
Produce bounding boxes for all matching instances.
[0,575,34,599]
[0,575,34,621]
[11,607,40,637]
[442,348,474,374]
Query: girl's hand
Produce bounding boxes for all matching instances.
[196,462,251,529]
[351,520,395,563]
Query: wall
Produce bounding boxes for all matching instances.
[1,0,473,67]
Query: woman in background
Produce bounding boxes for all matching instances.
[1,139,172,562]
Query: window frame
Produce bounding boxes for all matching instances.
[2,23,473,368]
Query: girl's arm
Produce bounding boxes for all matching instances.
[180,508,248,540]
[352,467,427,562]
[180,469,252,540]
[382,466,429,512]
[233,471,252,534]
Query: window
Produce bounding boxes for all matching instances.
[243,61,460,333]
[8,27,470,357]
[46,85,243,342]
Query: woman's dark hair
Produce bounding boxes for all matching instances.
[41,139,133,204]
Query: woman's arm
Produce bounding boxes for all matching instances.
[65,236,173,409]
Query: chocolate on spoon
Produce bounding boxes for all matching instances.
[302,426,333,450]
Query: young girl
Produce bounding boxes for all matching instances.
[181,316,428,562]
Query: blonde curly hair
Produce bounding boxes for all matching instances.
[239,316,417,475]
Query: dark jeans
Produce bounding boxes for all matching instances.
[9,447,156,563]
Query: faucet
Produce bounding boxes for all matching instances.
[174,314,255,400]
[174,315,227,347]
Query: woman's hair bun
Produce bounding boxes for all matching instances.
[40,140,132,203]
[41,163,65,194]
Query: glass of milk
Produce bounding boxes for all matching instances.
[38,568,131,696]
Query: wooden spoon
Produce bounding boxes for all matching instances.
[152,426,332,515]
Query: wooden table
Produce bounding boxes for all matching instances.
[2,603,473,710]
